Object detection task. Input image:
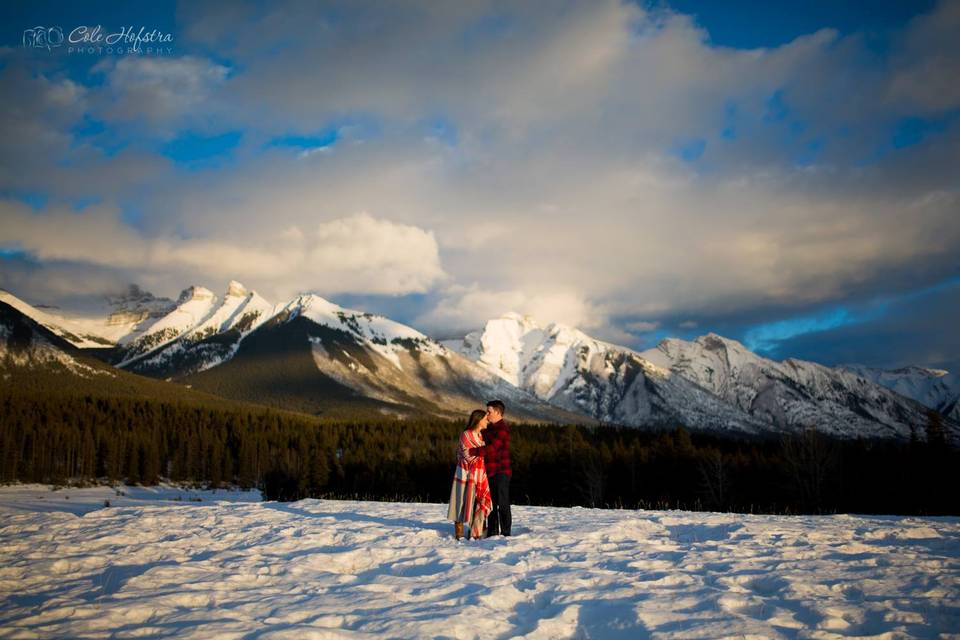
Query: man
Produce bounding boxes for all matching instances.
[477,399,511,537]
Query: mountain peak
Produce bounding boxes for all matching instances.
[697,332,750,351]
[292,293,342,313]
[104,284,167,308]
[226,280,248,298]
[177,286,216,304]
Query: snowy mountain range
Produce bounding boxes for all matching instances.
[180,292,586,422]
[442,313,766,434]
[2,283,958,440]
[838,364,960,422]
[639,334,944,440]
[0,284,584,423]
[115,281,278,373]
[444,314,957,441]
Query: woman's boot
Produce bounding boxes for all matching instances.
[454,522,464,540]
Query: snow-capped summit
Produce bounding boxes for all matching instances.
[121,284,277,376]
[104,284,172,311]
[114,286,222,365]
[177,286,216,304]
[226,280,248,298]
[279,293,441,369]
[456,312,556,386]
[100,285,177,336]
[840,364,959,422]
[470,313,611,392]
[642,333,761,397]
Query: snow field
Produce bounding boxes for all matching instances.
[1,485,958,639]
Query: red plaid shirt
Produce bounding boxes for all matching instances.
[471,419,511,477]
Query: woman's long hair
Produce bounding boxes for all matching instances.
[466,409,486,431]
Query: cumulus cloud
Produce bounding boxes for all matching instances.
[90,55,230,132]
[283,212,445,297]
[0,201,444,300]
[175,1,639,130]
[416,284,606,336]
[0,66,86,190]
[0,63,173,200]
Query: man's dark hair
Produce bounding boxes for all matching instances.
[486,399,506,416]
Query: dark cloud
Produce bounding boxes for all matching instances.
[0,251,133,313]
[760,279,960,372]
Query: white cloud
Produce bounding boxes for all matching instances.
[0,64,173,199]
[298,212,445,295]
[0,202,444,299]
[90,55,230,132]
[417,284,605,335]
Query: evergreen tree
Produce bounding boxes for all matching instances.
[925,410,946,447]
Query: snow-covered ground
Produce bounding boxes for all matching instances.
[0,483,261,516]
[1,485,958,639]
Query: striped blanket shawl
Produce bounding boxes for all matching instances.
[446,428,492,538]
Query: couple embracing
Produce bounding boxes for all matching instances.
[446,399,512,540]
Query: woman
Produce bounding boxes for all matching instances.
[446,409,493,540]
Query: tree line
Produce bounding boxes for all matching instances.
[1,391,956,515]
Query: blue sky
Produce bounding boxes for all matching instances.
[662,0,937,48]
[1,0,958,372]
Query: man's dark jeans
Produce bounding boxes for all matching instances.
[487,473,512,536]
